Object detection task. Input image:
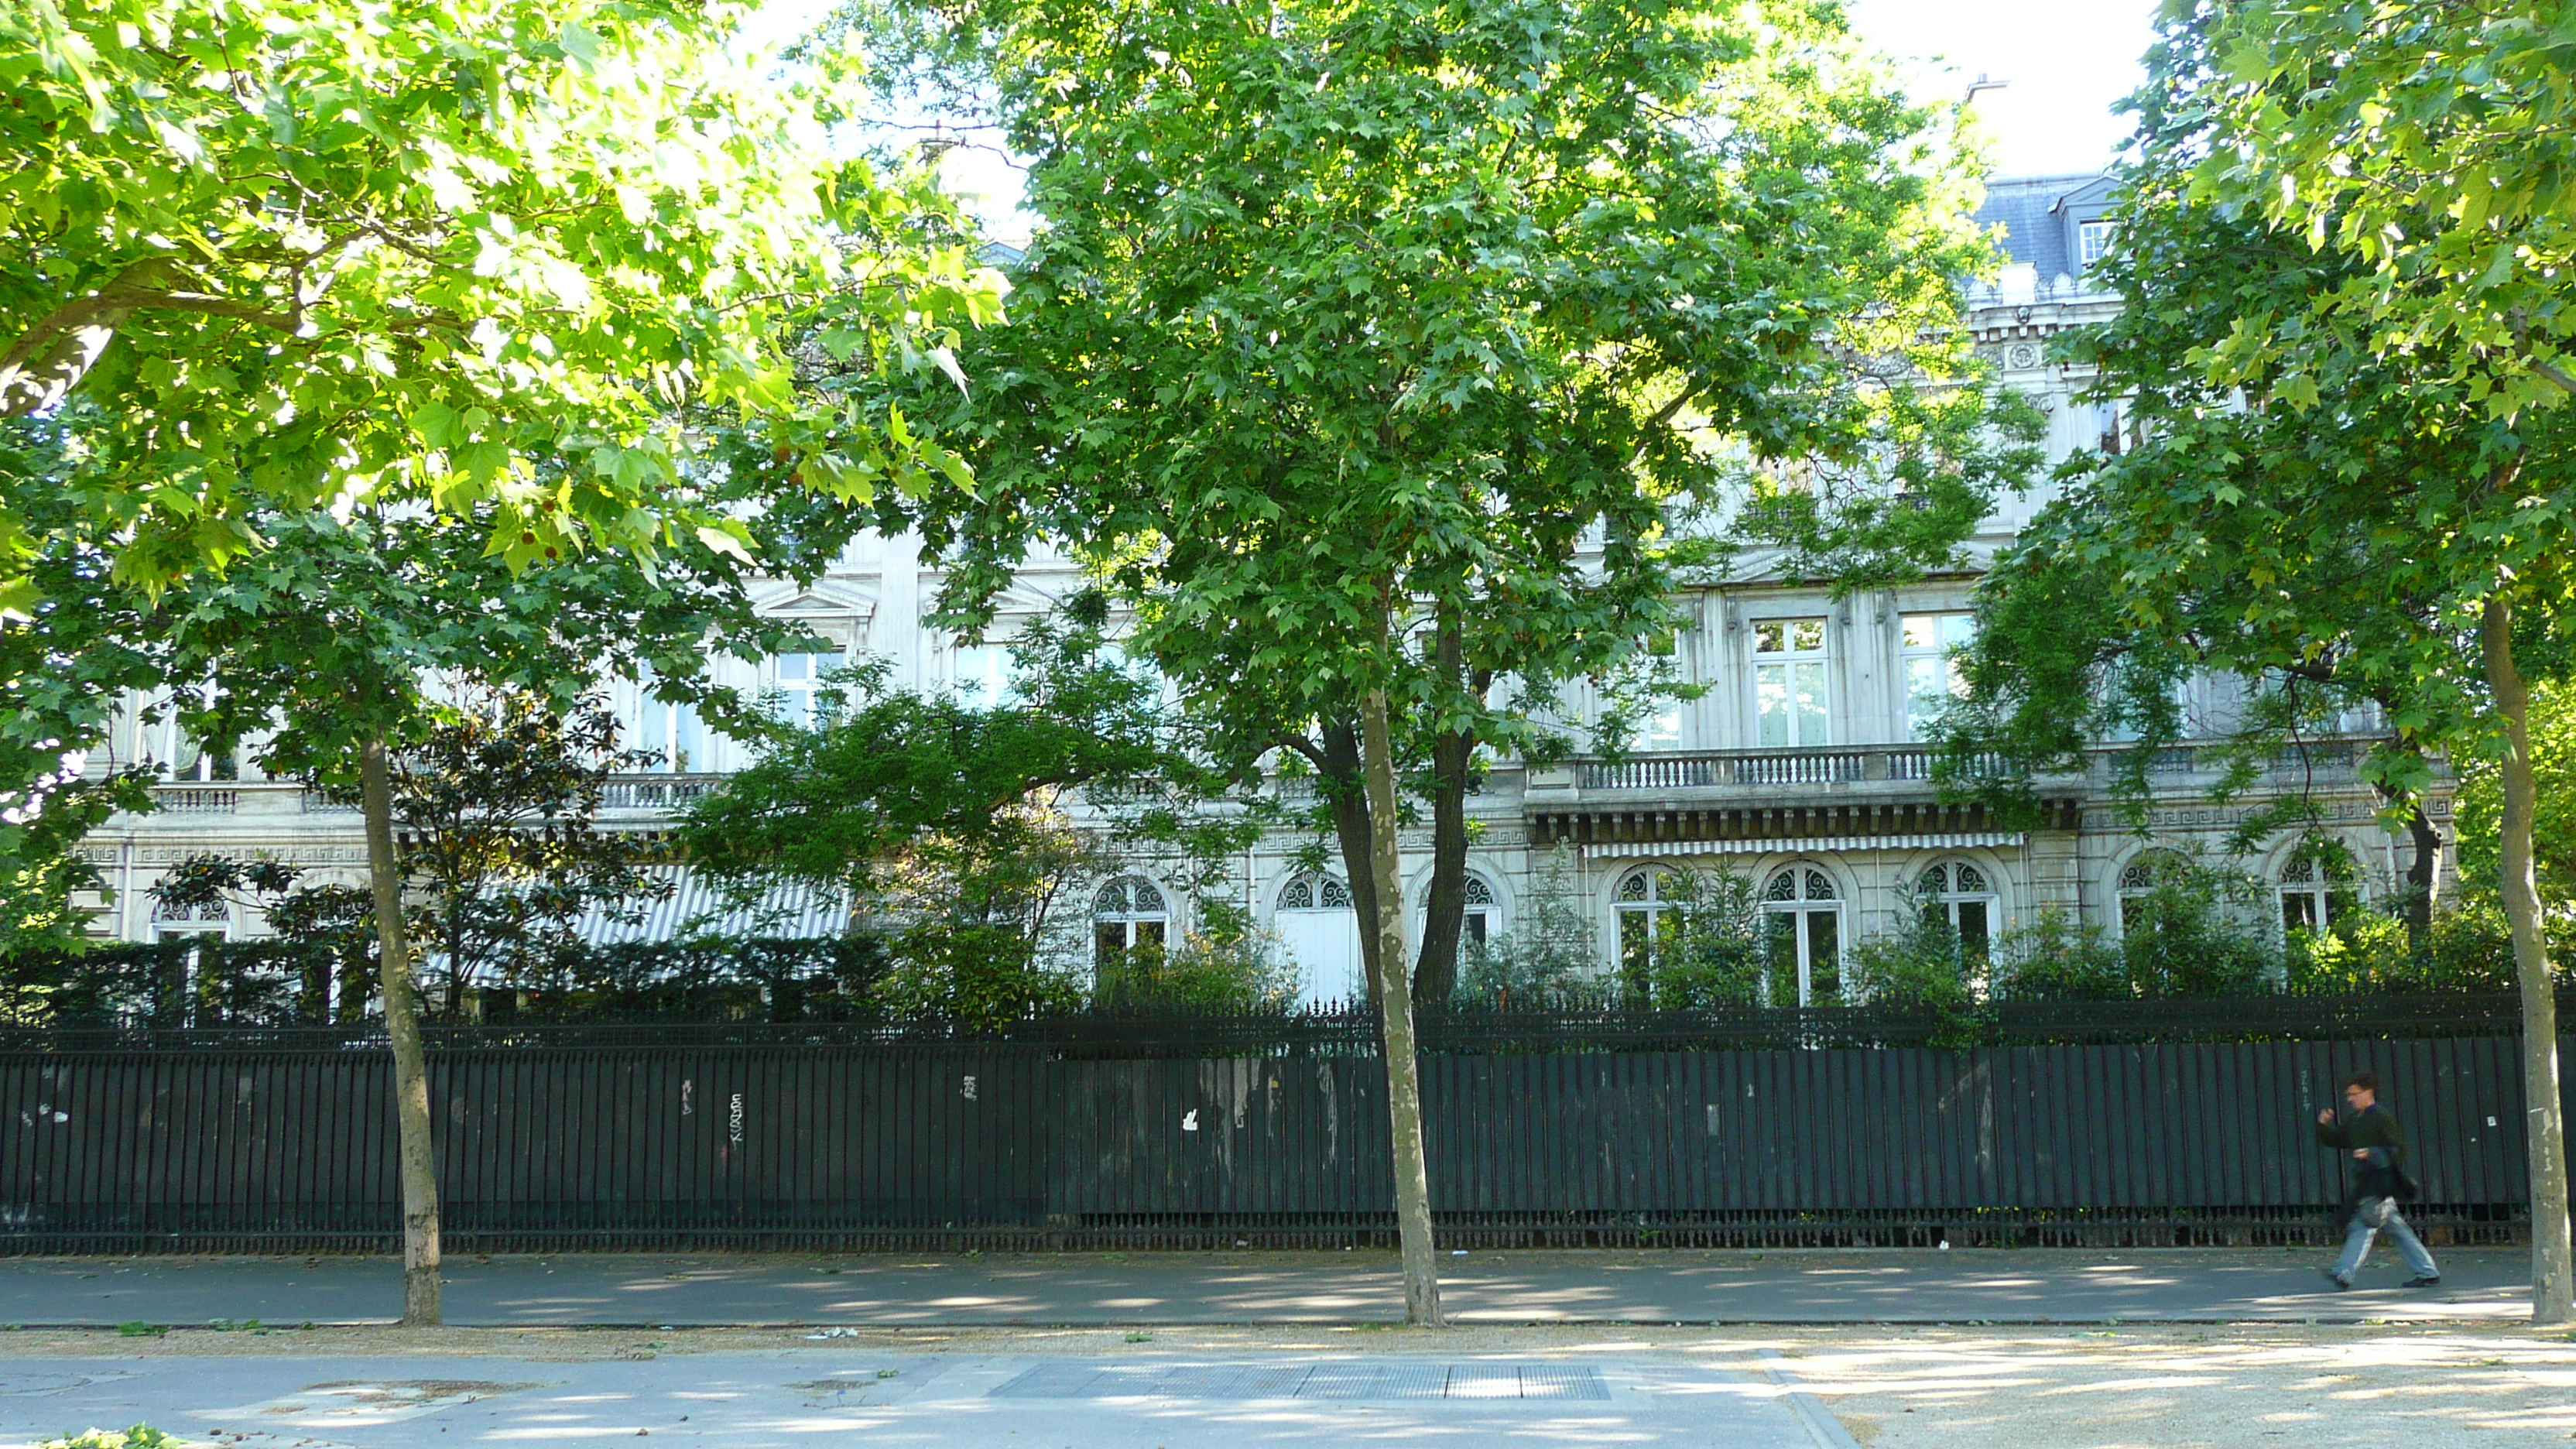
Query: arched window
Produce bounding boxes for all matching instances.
[2116,850,2190,935]
[150,892,230,940]
[1092,876,1169,964]
[1420,875,1499,947]
[2279,848,2360,934]
[1919,861,1995,960]
[1615,867,1685,978]
[1762,865,1841,1006]
[1277,873,1354,911]
[1276,872,1361,1006]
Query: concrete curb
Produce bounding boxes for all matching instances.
[1756,1348,1862,1449]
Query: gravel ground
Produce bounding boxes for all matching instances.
[6,1320,2574,1447]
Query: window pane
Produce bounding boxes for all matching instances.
[1903,615,1940,649]
[1137,920,1166,951]
[1754,622,1785,653]
[1958,900,1989,961]
[1793,662,1827,743]
[1620,909,1654,977]
[1096,923,1128,964]
[1806,910,1840,1002]
[1764,912,1800,1005]
[1790,619,1824,652]
[1465,913,1488,946]
[1648,706,1682,748]
[1756,664,1790,748]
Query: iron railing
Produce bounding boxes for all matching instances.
[2,990,2555,1057]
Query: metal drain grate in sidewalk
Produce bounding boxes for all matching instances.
[990,1362,1608,1401]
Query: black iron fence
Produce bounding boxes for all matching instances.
[4,1026,2563,1254]
[0,990,2555,1057]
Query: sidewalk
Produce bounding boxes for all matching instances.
[0,1246,2532,1327]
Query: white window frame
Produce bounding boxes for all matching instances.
[2278,851,2357,935]
[1919,860,1996,958]
[1761,865,1842,1006]
[773,649,846,730]
[2078,219,2115,267]
[1900,612,1975,741]
[1092,875,1171,965]
[1751,618,1831,748]
[633,663,706,773]
[1614,866,1684,978]
[1420,874,1500,948]
[953,642,1016,704]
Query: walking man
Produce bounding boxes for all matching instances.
[2317,1070,2440,1290]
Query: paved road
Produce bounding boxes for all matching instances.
[0,1351,1839,1449]
[0,1247,2529,1327]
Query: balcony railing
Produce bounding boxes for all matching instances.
[602,773,727,810]
[1576,738,2382,793]
[149,785,239,814]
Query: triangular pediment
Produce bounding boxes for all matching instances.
[751,579,879,622]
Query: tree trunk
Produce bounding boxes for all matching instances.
[2483,594,2572,1324]
[2403,802,2442,952]
[1319,714,1385,1005]
[1414,727,1472,1008]
[1359,683,1441,1327]
[1412,615,1477,1009]
[361,739,443,1327]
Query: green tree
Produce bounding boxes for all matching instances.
[0,0,1002,610]
[2178,0,2576,417]
[1937,5,2576,1321]
[673,608,1263,1023]
[862,0,2026,1324]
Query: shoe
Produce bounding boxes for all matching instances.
[2322,1270,2352,1291]
[2404,1276,2441,1288]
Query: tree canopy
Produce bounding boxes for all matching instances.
[2178,0,2576,416]
[0,0,1003,611]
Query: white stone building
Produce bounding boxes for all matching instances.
[70,175,2449,1003]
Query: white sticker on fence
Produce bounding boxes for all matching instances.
[1182,1109,1200,1132]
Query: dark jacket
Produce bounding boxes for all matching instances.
[2317,1103,2410,1204]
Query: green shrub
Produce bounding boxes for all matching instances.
[2116,870,2280,996]
[1988,910,2129,1000]
[1454,847,1609,1007]
[1845,907,1973,1011]
[1639,868,1767,1009]
[1094,904,1297,1012]
[43,1430,176,1449]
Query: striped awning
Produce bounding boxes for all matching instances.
[1580,832,2026,860]
[576,867,848,944]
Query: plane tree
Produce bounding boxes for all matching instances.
[1932,5,2576,1323]
[849,0,2036,1324]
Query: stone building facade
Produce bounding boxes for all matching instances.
[70,175,2449,1003]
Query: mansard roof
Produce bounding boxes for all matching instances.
[1975,173,2114,281]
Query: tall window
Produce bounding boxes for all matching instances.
[635,663,704,772]
[1093,876,1170,965]
[2078,219,2115,267]
[1901,613,1975,740]
[142,712,237,782]
[1615,867,1684,978]
[2116,851,2189,934]
[1919,861,1995,961]
[1752,619,1828,748]
[1644,629,1685,748]
[774,651,845,729]
[1423,875,1499,947]
[1762,865,1841,1006]
[2279,850,2358,934]
[954,644,1013,703]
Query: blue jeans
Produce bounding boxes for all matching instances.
[2333,1201,2439,1282]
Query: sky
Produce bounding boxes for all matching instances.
[1844,0,2163,178]
[748,0,2166,235]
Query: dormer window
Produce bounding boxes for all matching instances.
[2078,220,2115,268]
